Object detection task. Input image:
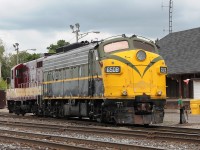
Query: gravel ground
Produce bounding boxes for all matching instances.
[0,123,199,150]
[0,108,200,150]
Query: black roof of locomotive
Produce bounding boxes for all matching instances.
[56,41,90,53]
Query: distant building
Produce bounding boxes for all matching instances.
[158,27,200,99]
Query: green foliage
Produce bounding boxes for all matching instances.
[18,52,40,63]
[0,39,5,59]
[0,78,7,90]
[1,52,41,81]
[1,55,12,80]
[47,39,69,53]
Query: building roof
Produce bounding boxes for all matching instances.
[158,27,200,75]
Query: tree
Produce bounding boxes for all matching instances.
[18,51,40,64]
[0,39,4,59]
[1,54,12,80]
[47,39,69,53]
[0,39,7,88]
[0,78,7,90]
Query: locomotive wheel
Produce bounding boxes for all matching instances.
[9,110,13,113]
[22,112,26,116]
[89,116,93,121]
[97,115,104,123]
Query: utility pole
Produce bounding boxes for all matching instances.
[70,23,100,43]
[169,0,173,33]
[162,0,173,34]
[13,43,19,64]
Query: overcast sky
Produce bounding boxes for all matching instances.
[0,0,200,54]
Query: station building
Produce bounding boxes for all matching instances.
[158,27,200,107]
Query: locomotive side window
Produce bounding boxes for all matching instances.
[79,66,82,77]
[16,69,22,78]
[44,72,47,81]
[81,64,88,77]
[37,61,43,68]
[70,67,73,78]
[133,40,155,52]
[65,68,71,79]
[47,71,53,81]
[73,67,79,78]
[59,69,62,80]
[104,41,129,53]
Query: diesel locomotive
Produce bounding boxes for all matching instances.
[6,34,167,125]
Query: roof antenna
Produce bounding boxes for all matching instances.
[162,0,173,34]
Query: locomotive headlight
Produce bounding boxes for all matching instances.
[157,90,162,96]
[122,90,127,96]
[136,50,146,61]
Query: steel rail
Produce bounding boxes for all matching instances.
[0,129,159,150]
[0,120,199,144]
[0,134,92,150]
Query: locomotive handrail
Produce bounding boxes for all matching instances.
[101,34,125,42]
[18,82,41,88]
[133,34,154,43]
[101,34,155,44]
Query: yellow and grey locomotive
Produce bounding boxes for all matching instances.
[7,35,167,125]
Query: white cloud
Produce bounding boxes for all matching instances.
[1,29,112,54]
[0,0,200,55]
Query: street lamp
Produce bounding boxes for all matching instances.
[69,23,100,43]
[13,44,36,64]
[13,43,19,64]
[70,23,80,43]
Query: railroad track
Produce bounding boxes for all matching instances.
[0,125,159,150]
[0,112,199,134]
[0,120,199,144]
[0,134,91,150]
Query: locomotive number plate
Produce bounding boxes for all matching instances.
[160,67,167,74]
[105,66,121,73]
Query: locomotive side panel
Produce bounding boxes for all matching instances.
[43,43,102,99]
[78,64,89,96]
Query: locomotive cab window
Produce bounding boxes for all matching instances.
[16,69,22,78]
[104,41,129,53]
[133,40,155,52]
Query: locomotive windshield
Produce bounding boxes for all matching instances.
[133,40,155,52]
[104,41,129,53]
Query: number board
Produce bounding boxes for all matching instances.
[105,66,121,73]
[160,67,167,74]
